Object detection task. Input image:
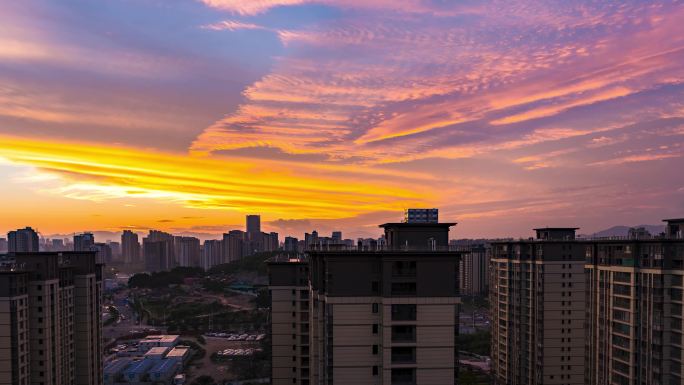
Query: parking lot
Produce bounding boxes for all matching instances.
[204,332,266,342]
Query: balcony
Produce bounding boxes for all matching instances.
[391,368,416,385]
[392,325,416,343]
[391,305,417,321]
[392,347,416,364]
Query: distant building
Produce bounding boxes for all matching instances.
[246,214,261,234]
[222,230,244,263]
[0,237,7,253]
[92,242,113,264]
[0,251,103,385]
[174,237,200,267]
[143,230,175,272]
[52,238,66,251]
[331,231,342,242]
[73,232,95,252]
[107,241,121,261]
[458,244,489,296]
[8,227,39,252]
[264,232,279,252]
[121,230,141,264]
[627,226,651,239]
[404,208,439,223]
[284,236,298,252]
[201,240,222,270]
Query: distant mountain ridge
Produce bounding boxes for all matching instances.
[591,224,666,238]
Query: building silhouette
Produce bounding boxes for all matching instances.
[121,230,141,264]
[7,227,39,253]
[73,232,95,252]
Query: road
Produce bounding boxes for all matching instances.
[103,288,167,342]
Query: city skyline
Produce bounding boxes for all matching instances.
[1,0,683,238]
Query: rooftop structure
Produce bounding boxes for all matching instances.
[404,208,439,223]
[165,346,191,362]
[380,221,456,251]
[144,346,170,360]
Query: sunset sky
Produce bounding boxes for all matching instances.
[1,0,683,240]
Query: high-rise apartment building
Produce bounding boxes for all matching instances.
[0,237,7,253]
[143,230,175,272]
[404,208,439,224]
[107,241,121,261]
[0,251,103,385]
[268,256,310,385]
[121,230,141,264]
[458,244,489,297]
[7,227,39,253]
[284,236,299,252]
[92,242,112,264]
[201,240,223,270]
[490,228,586,385]
[247,215,261,234]
[268,219,462,385]
[222,230,245,263]
[73,232,95,252]
[585,218,684,385]
[174,236,201,267]
[51,238,66,252]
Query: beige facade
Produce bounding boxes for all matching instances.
[0,251,103,385]
[269,260,310,385]
[269,221,462,385]
[585,235,684,385]
[459,246,489,297]
[490,229,586,385]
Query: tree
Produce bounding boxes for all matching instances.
[191,375,216,385]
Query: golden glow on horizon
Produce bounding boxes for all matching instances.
[0,135,430,220]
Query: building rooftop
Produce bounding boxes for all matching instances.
[141,335,179,344]
[267,255,307,264]
[532,227,580,231]
[166,346,190,359]
[145,347,169,356]
[379,222,457,228]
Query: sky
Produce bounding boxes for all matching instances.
[1,0,683,240]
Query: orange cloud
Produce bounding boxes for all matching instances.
[0,135,431,219]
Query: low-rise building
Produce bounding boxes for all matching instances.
[139,335,180,352]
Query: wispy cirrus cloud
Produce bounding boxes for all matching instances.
[202,20,270,31]
[193,0,684,168]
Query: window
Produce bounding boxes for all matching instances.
[392,325,416,342]
[372,281,379,293]
[392,347,416,364]
[372,324,379,334]
[392,261,416,277]
[373,366,379,376]
[391,282,416,296]
[372,303,379,313]
[372,345,379,355]
[392,368,415,384]
[391,305,417,321]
